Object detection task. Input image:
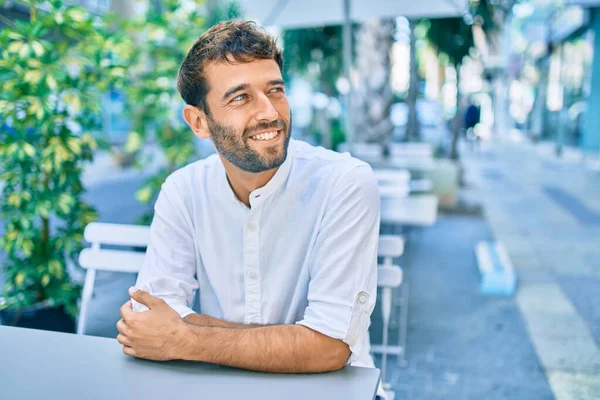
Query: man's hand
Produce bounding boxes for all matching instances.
[116,287,188,361]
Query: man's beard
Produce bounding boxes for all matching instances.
[206,114,291,173]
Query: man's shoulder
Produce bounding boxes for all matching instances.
[162,153,221,191]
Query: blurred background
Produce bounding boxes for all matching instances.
[1,0,599,399]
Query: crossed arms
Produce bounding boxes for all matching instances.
[117,288,350,373]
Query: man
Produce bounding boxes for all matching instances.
[117,20,380,381]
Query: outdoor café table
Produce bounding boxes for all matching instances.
[380,194,438,227]
[368,157,437,173]
[0,326,380,400]
[373,168,411,185]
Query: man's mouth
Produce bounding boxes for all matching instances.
[248,130,282,142]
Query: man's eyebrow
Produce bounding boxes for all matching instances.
[268,79,285,86]
[222,83,250,102]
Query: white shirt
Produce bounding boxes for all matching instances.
[134,139,380,368]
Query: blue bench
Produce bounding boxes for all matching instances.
[475,241,517,295]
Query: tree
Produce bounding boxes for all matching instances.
[0,0,129,318]
[426,0,504,159]
[352,18,395,153]
[426,17,475,159]
[405,19,421,142]
[282,25,347,148]
[282,25,344,96]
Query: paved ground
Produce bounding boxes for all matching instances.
[461,138,600,400]
[374,214,554,400]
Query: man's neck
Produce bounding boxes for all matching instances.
[220,157,279,207]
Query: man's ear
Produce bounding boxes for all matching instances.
[183,104,210,139]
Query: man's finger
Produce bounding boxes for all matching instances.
[116,318,129,335]
[119,301,132,321]
[122,345,136,357]
[117,333,132,347]
[120,301,137,322]
[129,287,162,309]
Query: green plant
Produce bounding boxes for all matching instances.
[282,25,345,96]
[0,0,129,317]
[121,0,240,224]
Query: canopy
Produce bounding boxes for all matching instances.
[237,0,469,28]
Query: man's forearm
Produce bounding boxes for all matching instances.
[177,323,350,373]
[184,313,254,329]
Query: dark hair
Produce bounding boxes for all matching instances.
[177,20,284,115]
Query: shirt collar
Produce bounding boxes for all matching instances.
[217,139,295,208]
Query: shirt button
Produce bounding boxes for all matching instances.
[358,295,367,304]
[249,271,258,279]
[248,223,257,232]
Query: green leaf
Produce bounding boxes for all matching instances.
[124,131,142,153]
[49,260,63,278]
[135,186,153,204]
[67,138,82,155]
[18,44,30,58]
[7,31,23,40]
[7,41,24,54]
[39,205,49,219]
[31,41,44,57]
[46,75,57,90]
[58,193,74,214]
[7,193,21,207]
[15,272,25,287]
[23,143,35,158]
[22,240,34,257]
[41,275,51,287]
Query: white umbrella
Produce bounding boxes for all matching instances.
[237,0,468,28]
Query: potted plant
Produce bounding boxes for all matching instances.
[0,0,129,332]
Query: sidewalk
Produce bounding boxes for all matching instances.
[81,144,166,188]
[461,138,600,399]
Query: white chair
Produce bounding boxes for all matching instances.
[390,142,433,159]
[409,179,433,193]
[378,185,410,199]
[373,169,411,185]
[378,235,405,266]
[338,142,383,162]
[77,222,150,335]
[374,235,405,386]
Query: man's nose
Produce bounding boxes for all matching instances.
[254,93,279,122]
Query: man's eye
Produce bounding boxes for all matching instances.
[232,94,247,102]
[270,87,284,93]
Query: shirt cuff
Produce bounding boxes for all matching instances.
[165,301,195,319]
[296,290,374,363]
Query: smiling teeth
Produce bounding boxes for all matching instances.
[252,131,278,141]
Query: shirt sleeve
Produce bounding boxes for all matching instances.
[132,175,198,319]
[296,164,380,362]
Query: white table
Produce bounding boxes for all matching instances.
[378,185,410,198]
[373,169,411,184]
[380,195,438,227]
[0,326,380,400]
[409,179,433,193]
[370,157,437,172]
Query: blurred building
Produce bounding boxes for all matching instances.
[511,0,600,157]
